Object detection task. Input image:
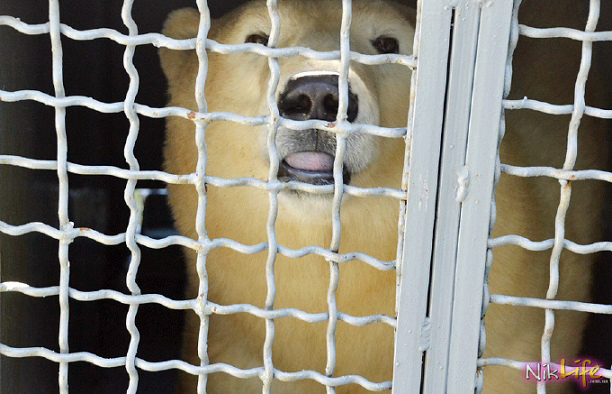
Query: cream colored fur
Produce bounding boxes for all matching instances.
[159,1,609,392]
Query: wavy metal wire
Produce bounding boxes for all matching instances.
[1,0,611,392]
[0,0,409,392]
[477,0,612,392]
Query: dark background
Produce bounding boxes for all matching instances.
[0,1,610,393]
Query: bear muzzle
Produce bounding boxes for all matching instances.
[277,73,358,122]
[278,151,352,186]
[275,73,356,186]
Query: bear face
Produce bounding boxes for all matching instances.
[160,2,415,392]
[161,0,415,221]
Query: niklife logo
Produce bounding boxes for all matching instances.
[523,358,610,389]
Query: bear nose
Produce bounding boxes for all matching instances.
[278,75,358,122]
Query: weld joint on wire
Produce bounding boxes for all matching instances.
[60,222,78,243]
[196,297,213,316]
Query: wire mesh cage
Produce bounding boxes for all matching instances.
[477,0,612,392]
[0,0,611,393]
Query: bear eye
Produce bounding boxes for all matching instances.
[245,33,269,46]
[372,36,399,54]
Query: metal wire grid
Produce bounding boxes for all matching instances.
[0,0,416,392]
[476,0,612,392]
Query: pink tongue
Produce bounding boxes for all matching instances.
[285,152,335,172]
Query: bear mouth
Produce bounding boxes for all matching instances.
[277,151,352,186]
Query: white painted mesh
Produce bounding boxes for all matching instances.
[477,0,612,392]
[0,0,415,392]
[1,0,610,393]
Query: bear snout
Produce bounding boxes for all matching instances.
[272,71,379,187]
[278,73,358,122]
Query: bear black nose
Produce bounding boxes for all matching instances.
[278,75,358,123]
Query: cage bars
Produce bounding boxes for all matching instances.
[391,0,452,391]
[191,1,213,393]
[261,0,281,391]
[538,3,599,392]
[4,0,409,388]
[120,1,144,392]
[48,1,71,392]
[1,0,612,393]
[478,0,612,391]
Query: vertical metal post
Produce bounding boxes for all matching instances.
[422,1,480,392]
[445,1,513,392]
[193,2,212,393]
[48,1,71,392]
[392,1,453,392]
[393,0,513,392]
[121,1,143,392]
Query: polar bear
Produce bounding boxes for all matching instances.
[159,1,608,393]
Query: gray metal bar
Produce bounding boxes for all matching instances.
[422,1,480,392]
[446,0,514,391]
[392,0,454,392]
